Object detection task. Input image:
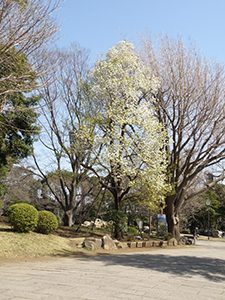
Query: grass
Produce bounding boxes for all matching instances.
[0,221,119,260]
[0,222,81,259]
[0,222,139,260]
[0,221,185,260]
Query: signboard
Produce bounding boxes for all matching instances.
[157,214,167,224]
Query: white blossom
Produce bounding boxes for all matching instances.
[90,41,168,206]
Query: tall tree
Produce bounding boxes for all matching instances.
[142,38,225,239]
[86,41,168,239]
[0,48,39,191]
[34,46,100,226]
[0,0,59,194]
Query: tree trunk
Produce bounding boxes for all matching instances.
[114,222,123,240]
[113,194,124,240]
[165,195,180,240]
[148,210,152,238]
[62,209,74,227]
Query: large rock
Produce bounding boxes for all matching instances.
[83,237,102,251]
[102,235,117,250]
[83,239,96,251]
[73,237,85,248]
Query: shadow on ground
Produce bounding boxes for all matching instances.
[72,252,225,282]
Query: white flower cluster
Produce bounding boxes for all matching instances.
[90,41,168,204]
[91,41,158,109]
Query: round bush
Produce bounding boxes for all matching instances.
[37,211,58,234]
[8,203,38,233]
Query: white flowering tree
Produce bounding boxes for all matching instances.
[85,41,168,239]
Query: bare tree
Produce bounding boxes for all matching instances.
[2,165,40,206]
[0,0,59,97]
[142,38,225,238]
[33,46,100,226]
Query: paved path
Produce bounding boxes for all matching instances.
[0,240,225,300]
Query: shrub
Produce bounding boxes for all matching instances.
[127,226,139,236]
[37,210,58,234]
[110,210,128,237]
[8,203,38,233]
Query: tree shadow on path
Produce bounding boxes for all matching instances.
[77,253,225,282]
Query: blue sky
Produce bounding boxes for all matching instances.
[32,0,225,169]
[56,0,225,64]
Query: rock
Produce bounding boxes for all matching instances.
[160,241,167,248]
[127,241,136,248]
[102,235,117,250]
[73,237,85,248]
[93,238,103,249]
[134,235,142,240]
[173,239,178,246]
[83,219,112,229]
[94,218,108,228]
[82,221,93,227]
[153,241,160,247]
[136,241,143,248]
[143,241,153,248]
[113,239,119,244]
[84,239,96,251]
[83,237,102,250]
[168,238,178,246]
[116,242,128,249]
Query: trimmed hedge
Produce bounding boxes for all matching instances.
[37,210,58,234]
[8,203,38,233]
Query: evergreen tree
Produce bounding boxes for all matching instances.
[0,47,39,194]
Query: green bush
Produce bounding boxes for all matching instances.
[37,210,58,234]
[158,224,168,239]
[127,226,139,236]
[8,203,38,233]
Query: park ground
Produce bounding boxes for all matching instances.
[0,240,225,300]
[0,221,179,259]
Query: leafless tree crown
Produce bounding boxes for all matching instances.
[0,0,59,54]
[0,0,60,96]
[142,38,225,205]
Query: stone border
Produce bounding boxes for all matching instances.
[78,236,179,251]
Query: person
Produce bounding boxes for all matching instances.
[193,227,199,244]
